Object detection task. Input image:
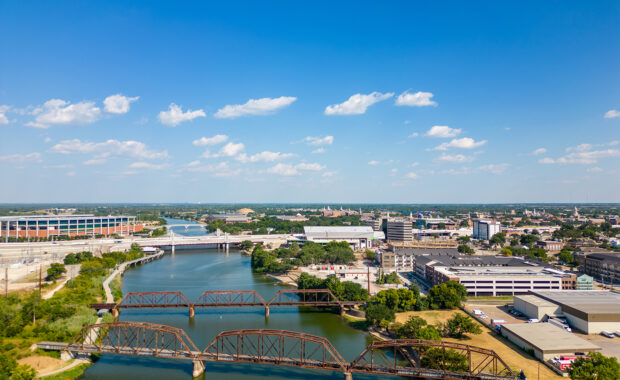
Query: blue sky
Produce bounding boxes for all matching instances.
[0,1,619,203]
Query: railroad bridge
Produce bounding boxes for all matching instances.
[43,321,517,379]
[91,289,363,318]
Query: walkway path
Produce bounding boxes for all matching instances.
[42,265,80,300]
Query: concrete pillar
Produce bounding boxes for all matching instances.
[112,308,119,319]
[192,360,205,378]
[60,351,73,361]
[343,372,353,380]
[189,307,195,318]
[340,306,345,317]
[265,306,270,318]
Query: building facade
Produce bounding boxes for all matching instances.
[386,220,413,242]
[0,215,141,240]
[472,220,501,240]
[578,252,620,285]
[302,226,375,249]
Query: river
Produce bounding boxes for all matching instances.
[79,218,384,380]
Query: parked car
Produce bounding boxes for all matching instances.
[601,331,615,338]
[527,319,539,323]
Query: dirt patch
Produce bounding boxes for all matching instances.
[18,355,64,373]
[395,309,563,380]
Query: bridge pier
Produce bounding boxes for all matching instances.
[192,360,205,378]
[112,308,119,319]
[339,306,345,317]
[189,307,195,318]
[343,372,353,380]
[265,306,270,318]
[60,351,73,361]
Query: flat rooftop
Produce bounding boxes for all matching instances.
[515,295,558,308]
[530,290,620,317]
[501,323,600,353]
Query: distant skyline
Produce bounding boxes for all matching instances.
[1,1,619,203]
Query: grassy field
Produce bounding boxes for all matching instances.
[396,310,563,380]
[40,363,92,380]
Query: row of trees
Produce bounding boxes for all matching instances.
[251,241,356,273]
[296,273,368,301]
[206,215,363,235]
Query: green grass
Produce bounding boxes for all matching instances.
[40,363,92,380]
[108,275,123,302]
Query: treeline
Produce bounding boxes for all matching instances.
[553,222,617,240]
[296,272,368,301]
[251,241,356,273]
[206,215,363,235]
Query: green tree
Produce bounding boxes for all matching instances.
[489,233,506,248]
[558,250,576,265]
[459,220,470,228]
[421,348,468,371]
[427,281,467,309]
[239,240,253,250]
[457,244,474,254]
[364,250,376,261]
[520,234,539,247]
[45,263,66,281]
[365,304,395,326]
[568,352,620,380]
[9,364,36,380]
[440,313,482,338]
[457,236,470,243]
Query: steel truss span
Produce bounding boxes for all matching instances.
[62,322,517,379]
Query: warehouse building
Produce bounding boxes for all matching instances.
[302,226,379,249]
[514,291,620,334]
[0,214,142,240]
[500,323,600,360]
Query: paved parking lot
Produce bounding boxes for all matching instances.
[464,303,527,324]
[577,333,620,360]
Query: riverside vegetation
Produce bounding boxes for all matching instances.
[0,244,146,379]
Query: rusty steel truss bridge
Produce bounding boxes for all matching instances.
[90,289,364,318]
[44,321,517,379]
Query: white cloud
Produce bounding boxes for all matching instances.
[408,132,419,138]
[27,99,101,128]
[267,163,299,176]
[425,125,461,138]
[395,91,437,107]
[0,108,8,124]
[103,94,139,114]
[214,96,296,118]
[236,151,293,163]
[324,92,393,115]
[44,137,52,143]
[83,158,107,166]
[50,139,168,160]
[66,171,76,177]
[566,143,593,152]
[436,153,474,163]
[158,103,206,126]
[405,172,419,179]
[128,162,169,170]
[539,149,620,165]
[192,134,229,146]
[478,163,509,174]
[410,162,420,167]
[322,171,338,177]
[587,166,603,172]
[187,160,201,167]
[312,147,325,154]
[0,152,42,163]
[604,109,620,118]
[532,148,547,155]
[304,136,334,146]
[538,157,555,164]
[368,160,379,166]
[219,142,245,157]
[433,137,487,151]
[267,162,325,176]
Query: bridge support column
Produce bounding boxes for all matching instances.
[192,360,205,378]
[343,372,353,380]
[339,306,345,317]
[265,306,270,318]
[112,308,119,319]
[189,307,195,318]
[60,351,73,361]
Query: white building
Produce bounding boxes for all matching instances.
[302,226,377,249]
[473,220,501,240]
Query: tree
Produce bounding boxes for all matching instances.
[9,364,36,380]
[457,244,474,254]
[392,316,440,340]
[568,352,620,380]
[427,281,467,309]
[421,348,468,372]
[365,250,376,261]
[440,313,482,338]
[45,263,66,281]
[489,233,506,248]
[558,250,576,266]
[500,247,513,256]
[520,234,539,247]
[365,304,395,326]
[459,220,470,228]
[239,240,253,251]
[457,236,471,243]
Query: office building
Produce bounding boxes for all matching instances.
[380,247,458,270]
[386,220,413,242]
[472,220,501,240]
[0,214,142,239]
[302,226,377,249]
[578,252,620,284]
[575,274,594,290]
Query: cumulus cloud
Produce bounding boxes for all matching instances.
[304,136,334,146]
[49,139,168,161]
[192,134,229,146]
[425,126,461,138]
[0,152,42,163]
[604,109,620,118]
[83,158,108,166]
[103,94,139,114]
[436,153,474,163]
[368,160,379,166]
[158,103,206,126]
[27,99,101,128]
[219,142,245,157]
[236,151,294,163]
[128,162,169,170]
[322,171,338,177]
[324,92,393,115]
[214,96,296,118]
[432,137,487,151]
[312,148,325,154]
[395,91,437,107]
[0,106,9,124]
[539,149,620,164]
[587,166,603,172]
[267,162,325,176]
[478,163,509,174]
[405,172,419,179]
[532,148,547,155]
[408,132,419,138]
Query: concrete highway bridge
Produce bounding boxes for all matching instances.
[38,321,517,379]
[90,289,364,318]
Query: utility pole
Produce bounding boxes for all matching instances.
[4,268,8,298]
[39,265,42,296]
[367,266,371,295]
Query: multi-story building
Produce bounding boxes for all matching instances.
[578,252,620,285]
[0,214,141,240]
[575,274,595,290]
[472,220,501,240]
[363,218,382,231]
[535,240,564,251]
[386,219,413,242]
[302,226,377,249]
[380,247,458,270]
[205,214,252,223]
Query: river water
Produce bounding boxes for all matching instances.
[80,219,385,380]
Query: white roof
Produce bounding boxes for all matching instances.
[304,226,374,239]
